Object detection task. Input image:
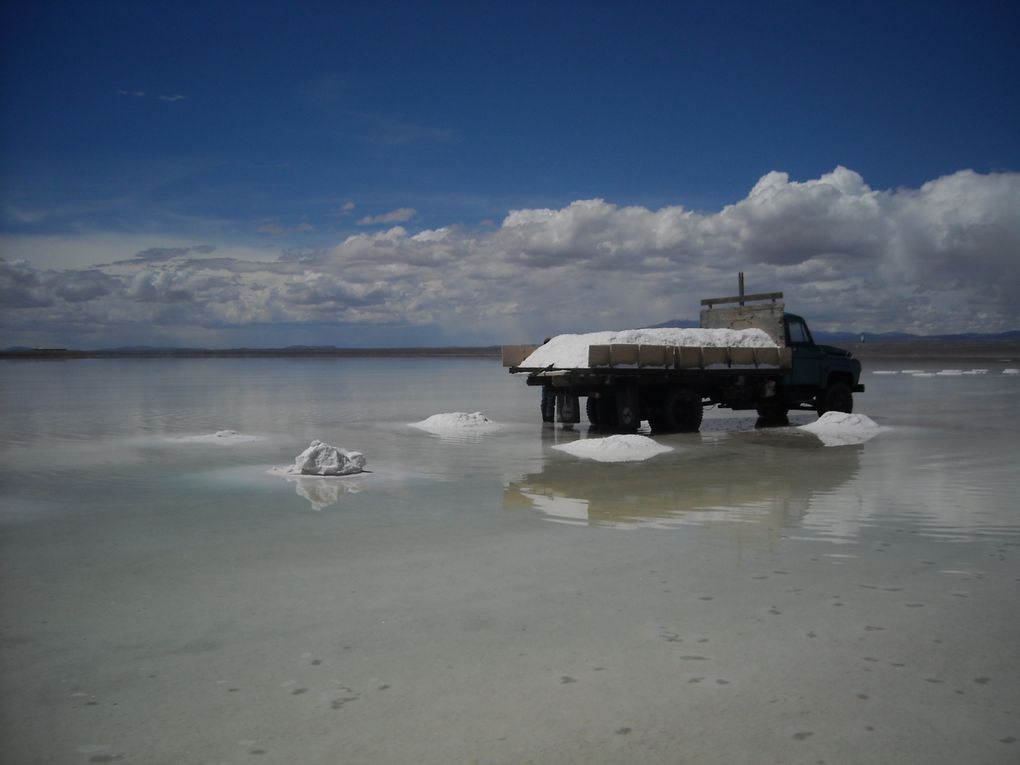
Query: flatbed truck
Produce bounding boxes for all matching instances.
[502,288,864,433]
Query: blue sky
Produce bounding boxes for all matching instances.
[2,0,1019,347]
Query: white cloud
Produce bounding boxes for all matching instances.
[356,208,417,226]
[2,167,1018,347]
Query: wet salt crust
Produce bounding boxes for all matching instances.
[4,357,1019,765]
[521,327,777,369]
[799,412,885,447]
[552,434,673,462]
[409,411,502,434]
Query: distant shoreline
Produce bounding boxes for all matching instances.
[847,341,1020,361]
[0,346,503,360]
[3,340,1019,362]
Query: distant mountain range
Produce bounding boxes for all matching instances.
[647,320,1020,344]
[4,331,1020,356]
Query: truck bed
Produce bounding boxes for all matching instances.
[503,341,791,373]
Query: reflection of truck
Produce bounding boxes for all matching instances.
[502,285,864,432]
[503,431,863,531]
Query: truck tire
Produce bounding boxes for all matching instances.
[541,386,556,423]
[615,385,641,432]
[817,382,853,415]
[657,388,703,433]
[586,395,618,429]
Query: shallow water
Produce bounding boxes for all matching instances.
[1,357,1018,764]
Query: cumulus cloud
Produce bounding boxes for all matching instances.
[356,208,417,226]
[2,167,1018,347]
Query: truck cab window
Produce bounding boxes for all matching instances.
[787,318,810,345]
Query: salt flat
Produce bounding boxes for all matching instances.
[1,356,1018,764]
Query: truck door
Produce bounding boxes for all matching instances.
[787,316,824,388]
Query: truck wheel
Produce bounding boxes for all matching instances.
[658,388,703,432]
[615,386,641,432]
[817,382,853,415]
[586,396,618,429]
[541,386,556,423]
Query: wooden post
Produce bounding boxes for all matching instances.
[738,272,745,306]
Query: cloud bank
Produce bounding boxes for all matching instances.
[2,167,1018,347]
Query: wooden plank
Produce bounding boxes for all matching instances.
[588,345,611,367]
[754,347,781,368]
[729,347,757,367]
[701,347,728,368]
[501,345,538,367]
[638,345,668,367]
[676,346,702,368]
[700,291,784,306]
[609,344,639,366]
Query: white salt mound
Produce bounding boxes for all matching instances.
[552,434,673,463]
[289,440,366,476]
[521,327,777,369]
[410,412,501,433]
[799,412,885,447]
[1004,368,1019,375]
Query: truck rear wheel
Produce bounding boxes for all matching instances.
[615,385,641,432]
[541,386,556,423]
[586,395,618,429]
[817,382,853,415]
[654,388,703,433]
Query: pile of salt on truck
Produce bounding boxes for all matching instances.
[502,285,864,433]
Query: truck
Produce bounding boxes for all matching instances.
[502,284,864,433]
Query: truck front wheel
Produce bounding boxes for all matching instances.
[817,382,853,415]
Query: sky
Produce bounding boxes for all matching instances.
[1,0,1019,348]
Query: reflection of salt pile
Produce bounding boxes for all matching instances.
[552,434,673,463]
[521,327,777,369]
[288,475,363,510]
[289,440,366,476]
[1004,369,1019,376]
[799,412,885,447]
[410,412,502,434]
